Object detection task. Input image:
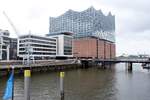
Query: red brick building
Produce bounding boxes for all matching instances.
[73,37,116,59]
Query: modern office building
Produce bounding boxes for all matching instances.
[47,32,73,58]
[18,34,57,60]
[49,7,116,59]
[0,29,17,60]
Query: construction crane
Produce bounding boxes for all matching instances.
[2,11,21,61]
[3,11,20,37]
[3,11,34,64]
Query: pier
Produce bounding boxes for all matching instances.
[0,59,80,76]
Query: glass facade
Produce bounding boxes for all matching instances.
[64,35,72,55]
[49,7,115,42]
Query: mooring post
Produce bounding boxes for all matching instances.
[60,72,65,100]
[24,70,31,100]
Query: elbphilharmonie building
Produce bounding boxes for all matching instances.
[49,7,116,59]
[49,6,115,43]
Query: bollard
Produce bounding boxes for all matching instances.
[24,70,31,100]
[7,65,10,72]
[60,72,65,100]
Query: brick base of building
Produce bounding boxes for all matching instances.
[73,37,116,59]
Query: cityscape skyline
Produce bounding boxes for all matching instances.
[0,0,149,55]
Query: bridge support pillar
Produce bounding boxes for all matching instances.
[102,62,106,69]
[81,60,89,68]
[127,62,133,71]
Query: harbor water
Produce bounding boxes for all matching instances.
[1,63,150,100]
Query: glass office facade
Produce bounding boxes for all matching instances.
[64,35,72,55]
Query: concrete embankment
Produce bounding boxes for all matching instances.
[0,60,83,76]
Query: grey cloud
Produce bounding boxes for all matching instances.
[116,30,150,55]
[117,13,150,33]
[27,6,48,20]
[94,0,150,33]
[96,0,149,12]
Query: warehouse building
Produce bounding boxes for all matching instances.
[73,37,115,59]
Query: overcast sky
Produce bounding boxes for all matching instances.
[0,0,149,56]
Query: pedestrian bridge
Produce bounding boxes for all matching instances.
[94,58,150,63]
[80,58,150,71]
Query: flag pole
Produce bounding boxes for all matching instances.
[12,66,14,100]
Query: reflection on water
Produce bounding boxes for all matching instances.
[1,63,150,100]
